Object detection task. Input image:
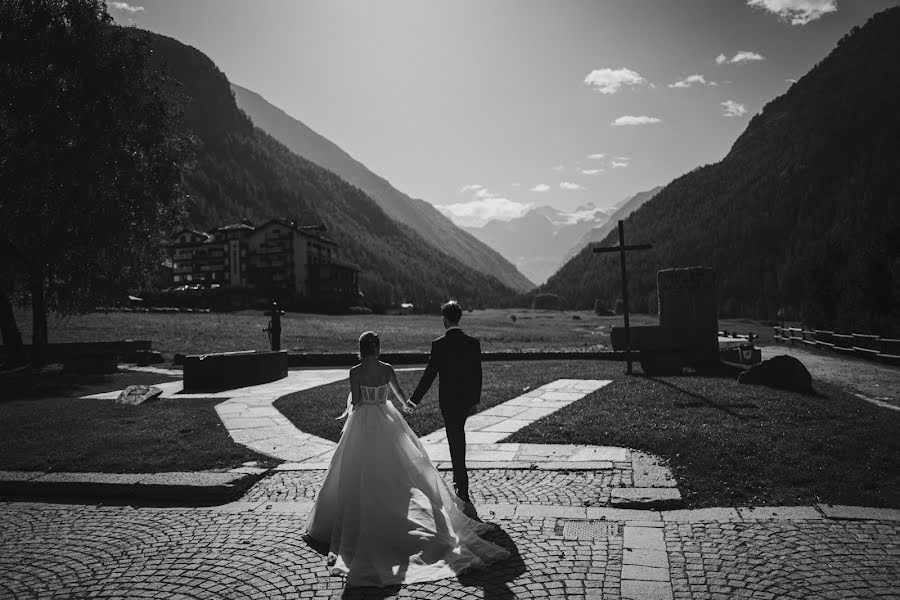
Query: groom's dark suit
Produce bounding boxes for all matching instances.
[409,326,482,500]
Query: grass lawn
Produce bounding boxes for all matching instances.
[277,360,900,509]
[0,369,276,473]
[0,396,278,473]
[274,362,598,443]
[12,307,776,357]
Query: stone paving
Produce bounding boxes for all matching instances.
[1,499,898,599]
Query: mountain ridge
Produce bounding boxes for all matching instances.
[142,31,518,311]
[563,186,663,262]
[532,7,900,334]
[230,84,534,293]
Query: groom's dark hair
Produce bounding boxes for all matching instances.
[441,300,463,324]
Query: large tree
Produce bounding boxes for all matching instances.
[0,0,192,366]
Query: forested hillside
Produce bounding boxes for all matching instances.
[534,7,900,334]
[231,84,534,293]
[143,32,517,310]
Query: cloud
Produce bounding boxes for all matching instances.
[722,100,748,117]
[611,115,661,126]
[107,1,144,12]
[786,77,798,83]
[581,169,602,175]
[583,67,649,95]
[716,51,766,65]
[747,0,837,25]
[460,184,483,193]
[587,153,606,160]
[611,160,629,168]
[552,164,565,172]
[669,74,713,88]
[733,51,765,63]
[530,184,551,192]
[560,182,584,191]
[437,197,532,227]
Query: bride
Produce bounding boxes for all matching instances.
[304,331,510,587]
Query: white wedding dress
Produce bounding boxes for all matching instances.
[305,383,510,587]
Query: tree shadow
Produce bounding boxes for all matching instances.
[644,375,750,421]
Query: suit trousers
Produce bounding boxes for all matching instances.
[441,409,469,497]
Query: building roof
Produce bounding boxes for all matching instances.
[253,218,335,245]
[214,223,255,232]
[170,228,214,243]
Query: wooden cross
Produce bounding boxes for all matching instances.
[593,220,652,375]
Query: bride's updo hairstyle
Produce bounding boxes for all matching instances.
[358,331,380,360]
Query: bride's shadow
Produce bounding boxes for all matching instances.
[324,520,524,600]
[455,523,526,600]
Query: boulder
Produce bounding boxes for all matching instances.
[116,385,164,405]
[737,355,814,394]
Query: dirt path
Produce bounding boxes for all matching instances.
[760,345,899,405]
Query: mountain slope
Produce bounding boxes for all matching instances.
[535,8,900,334]
[230,84,534,293]
[462,203,613,285]
[143,32,517,310]
[563,186,662,262]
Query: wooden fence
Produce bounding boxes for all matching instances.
[773,326,900,366]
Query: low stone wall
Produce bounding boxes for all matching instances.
[286,351,635,368]
[183,350,288,392]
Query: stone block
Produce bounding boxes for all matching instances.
[623,548,669,568]
[515,505,587,519]
[658,266,719,368]
[585,507,662,522]
[623,526,666,550]
[622,580,674,600]
[612,488,683,509]
[737,506,823,520]
[622,564,670,581]
[817,504,900,522]
[116,385,164,405]
[183,350,288,392]
[660,508,741,522]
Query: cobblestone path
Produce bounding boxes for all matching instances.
[2,497,898,599]
[665,519,900,599]
[242,469,627,506]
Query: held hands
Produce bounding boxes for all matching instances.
[401,401,416,415]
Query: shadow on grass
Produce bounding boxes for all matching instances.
[644,376,750,421]
[0,366,181,402]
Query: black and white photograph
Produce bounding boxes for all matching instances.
[1,0,898,598]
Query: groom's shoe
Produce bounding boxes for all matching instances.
[455,486,471,504]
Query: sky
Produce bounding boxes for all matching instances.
[109,0,899,227]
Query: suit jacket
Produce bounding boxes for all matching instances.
[409,328,482,415]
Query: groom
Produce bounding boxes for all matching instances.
[408,300,482,504]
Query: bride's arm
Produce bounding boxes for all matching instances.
[388,367,412,408]
[349,369,361,406]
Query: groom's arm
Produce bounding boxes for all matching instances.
[409,341,439,406]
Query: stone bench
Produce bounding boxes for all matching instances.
[182,350,288,392]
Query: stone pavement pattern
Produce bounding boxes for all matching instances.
[2,500,899,599]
